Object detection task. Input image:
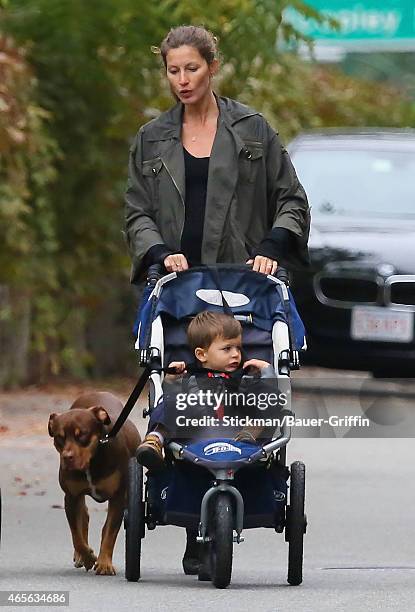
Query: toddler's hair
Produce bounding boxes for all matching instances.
[187,311,242,352]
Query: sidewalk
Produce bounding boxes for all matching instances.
[0,379,147,440]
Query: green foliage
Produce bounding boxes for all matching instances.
[1,0,414,381]
[230,55,415,142]
[342,52,415,100]
[0,34,57,287]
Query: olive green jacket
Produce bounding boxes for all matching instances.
[125,95,310,283]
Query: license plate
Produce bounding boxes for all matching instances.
[351,306,414,343]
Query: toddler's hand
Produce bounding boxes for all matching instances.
[243,359,270,371]
[164,361,186,382]
[168,361,186,374]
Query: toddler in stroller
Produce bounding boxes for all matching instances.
[136,310,277,471]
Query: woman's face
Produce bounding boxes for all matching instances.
[165,45,216,105]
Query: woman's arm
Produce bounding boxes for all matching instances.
[253,227,294,261]
[124,130,168,279]
[263,124,310,267]
[125,132,189,276]
[142,244,174,268]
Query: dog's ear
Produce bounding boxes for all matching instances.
[48,413,58,437]
[89,406,111,425]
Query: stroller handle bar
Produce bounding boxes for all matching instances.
[167,418,292,462]
[146,263,290,286]
[261,418,292,454]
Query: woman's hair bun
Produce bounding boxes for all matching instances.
[159,25,219,67]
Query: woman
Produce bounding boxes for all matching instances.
[125,25,310,282]
[124,24,310,576]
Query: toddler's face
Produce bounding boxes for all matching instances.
[196,335,242,372]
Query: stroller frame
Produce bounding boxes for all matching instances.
[122,265,307,588]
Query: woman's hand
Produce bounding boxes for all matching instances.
[164,253,189,273]
[246,256,278,275]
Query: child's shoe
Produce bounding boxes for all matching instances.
[136,433,164,471]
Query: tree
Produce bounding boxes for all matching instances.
[1,1,414,384]
[0,32,57,385]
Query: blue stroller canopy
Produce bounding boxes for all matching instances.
[137,266,306,352]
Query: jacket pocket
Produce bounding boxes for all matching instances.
[239,142,263,184]
[142,157,163,176]
[142,157,163,208]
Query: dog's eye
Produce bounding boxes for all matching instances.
[55,436,64,448]
[77,433,90,446]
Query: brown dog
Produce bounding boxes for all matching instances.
[48,391,140,575]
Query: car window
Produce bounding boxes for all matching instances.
[291,148,415,219]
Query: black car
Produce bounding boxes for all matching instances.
[288,129,415,377]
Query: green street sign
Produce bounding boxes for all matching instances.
[285,0,415,50]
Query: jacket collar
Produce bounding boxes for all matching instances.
[143,94,259,142]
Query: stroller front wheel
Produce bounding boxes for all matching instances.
[210,492,234,589]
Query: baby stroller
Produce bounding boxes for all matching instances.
[124,264,307,588]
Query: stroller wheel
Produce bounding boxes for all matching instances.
[287,461,306,586]
[210,493,234,589]
[125,458,144,581]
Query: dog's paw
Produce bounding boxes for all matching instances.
[73,550,84,568]
[72,548,96,570]
[94,556,116,576]
[79,548,97,571]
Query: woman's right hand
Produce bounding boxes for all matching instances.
[246,256,278,275]
[163,253,189,272]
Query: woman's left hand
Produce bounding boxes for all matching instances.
[246,256,278,275]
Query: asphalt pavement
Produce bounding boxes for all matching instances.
[1,371,415,612]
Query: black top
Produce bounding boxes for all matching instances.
[180,147,209,266]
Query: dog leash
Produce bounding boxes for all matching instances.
[99,364,247,444]
[100,365,151,444]
[100,364,177,443]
